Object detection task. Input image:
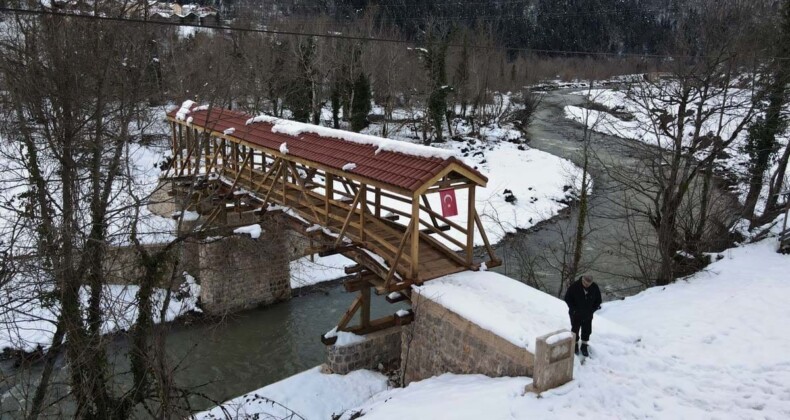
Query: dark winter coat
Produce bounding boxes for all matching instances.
[564,279,602,318]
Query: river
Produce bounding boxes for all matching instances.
[492,88,652,299]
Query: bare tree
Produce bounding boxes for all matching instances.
[600,1,759,285]
[0,5,227,418]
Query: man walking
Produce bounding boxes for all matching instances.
[564,275,602,357]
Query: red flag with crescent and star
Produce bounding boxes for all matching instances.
[439,189,458,217]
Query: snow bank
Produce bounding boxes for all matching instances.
[414,271,632,351]
[344,236,790,419]
[192,366,388,420]
[1,274,201,352]
[338,374,531,420]
[602,237,790,367]
[565,87,789,212]
[333,331,367,347]
[289,254,353,289]
[342,162,357,171]
[245,114,458,160]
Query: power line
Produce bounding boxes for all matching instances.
[0,6,785,61]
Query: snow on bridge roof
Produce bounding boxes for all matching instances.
[167,104,488,194]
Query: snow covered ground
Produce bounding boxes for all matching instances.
[339,234,790,419]
[0,273,201,353]
[289,254,354,289]
[565,86,789,212]
[197,229,790,419]
[192,366,388,420]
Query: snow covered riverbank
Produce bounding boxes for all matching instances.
[1,274,201,354]
[196,224,790,419]
[564,87,789,212]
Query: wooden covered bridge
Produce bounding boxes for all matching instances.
[165,102,500,341]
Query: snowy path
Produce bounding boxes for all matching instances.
[342,237,790,419]
[192,235,790,419]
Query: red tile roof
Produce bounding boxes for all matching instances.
[167,107,487,193]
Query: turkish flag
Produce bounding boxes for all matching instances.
[439,189,458,217]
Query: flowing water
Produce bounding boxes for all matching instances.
[492,89,651,298]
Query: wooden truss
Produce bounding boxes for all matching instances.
[167,118,501,341]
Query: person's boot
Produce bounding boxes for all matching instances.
[580,343,589,357]
[574,343,579,355]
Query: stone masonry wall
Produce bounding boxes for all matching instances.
[104,243,199,288]
[198,222,291,314]
[326,327,402,375]
[401,293,534,385]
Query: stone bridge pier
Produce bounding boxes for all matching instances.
[197,222,292,314]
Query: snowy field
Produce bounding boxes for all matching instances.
[565,87,789,212]
[197,225,790,419]
[0,273,201,353]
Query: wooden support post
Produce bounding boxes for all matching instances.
[325,173,334,225]
[421,194,440,228]
[360,184,367,243]
[186,127,193,175]
[203,133,210,173]
[220,138,227,168]
[249,157,281,196]
[375,187,381,218]
[177,140,196,178]
[204,137,220,175]
[466,185,476,265]
[474,209,498,263]
[249,148,254,183]
[170,121,178,176]
[360,287,371,328]
[334,188,363,248]
[225,151,252,194]
[385,220,412,289]
[411,197,420,279]
[337,295,362,331]
[259,161,284,211]
[282,157,287,206]
[286,162,322,223]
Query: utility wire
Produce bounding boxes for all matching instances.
[0,6,786,61]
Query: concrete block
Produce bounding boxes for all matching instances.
[530,329,574,393]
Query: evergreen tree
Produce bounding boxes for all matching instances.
[350,72,372,132]
[287,38,315,122]
[419,32,449,144]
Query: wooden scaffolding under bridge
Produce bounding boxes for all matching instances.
[165,104,501,342]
